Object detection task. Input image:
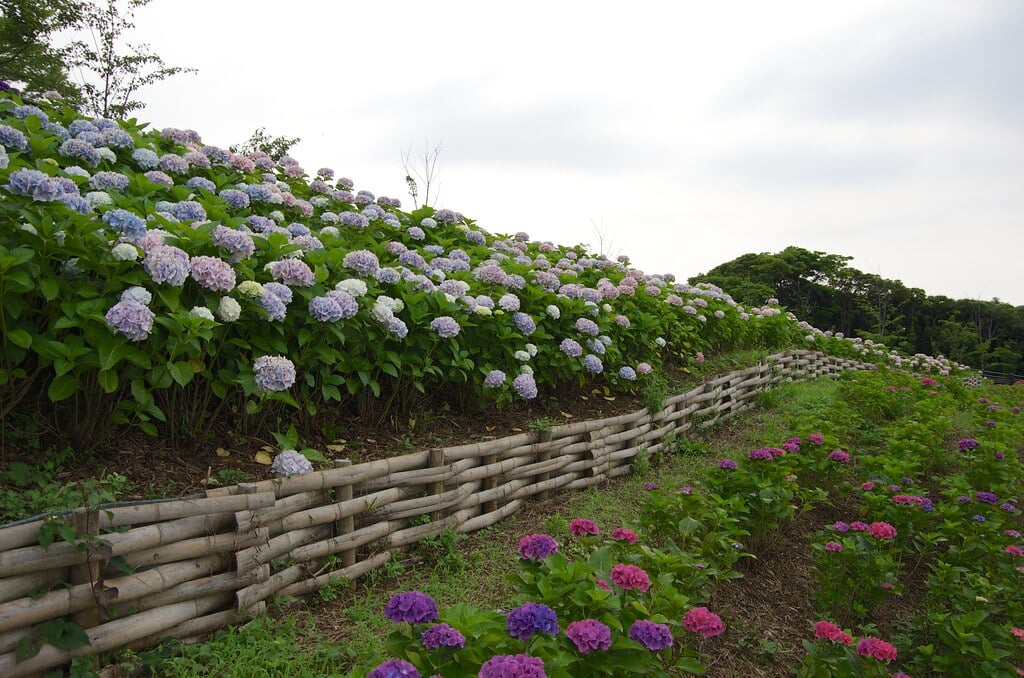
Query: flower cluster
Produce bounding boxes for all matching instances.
[384,591,439,624]
[518,534,558,560]
[682,607,725,638]
[506,602,559,640]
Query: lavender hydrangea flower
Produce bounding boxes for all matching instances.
[618,366,637,380]
[385,316,409,338]
[266,259,315,286]
[271,450,313,477]
[5,169,61,202]
[506,602,559,640]
[430,316,461,338]
[185,176,216,192]
[263,282,293,304]
[143,245,190,285]
[190,256,236,292]
[385,591,438,624]
[143,170,173,186]
[498,293,521,311]
[259,290,287,321]
[420,623,465,650]
[513,373,538,399]
[171,200,207,222]
[484,370,506,388]
[628,620,673,651]
[566,619,611,654]
[719,459,738,470]
[105,299,155,341]
[219,188,250,209]
[253,355,296,392]
[308,295,346,322]
[583,354,603,374]
[479,655,546,678]
[158,153,189,174]
[367,659,421,678]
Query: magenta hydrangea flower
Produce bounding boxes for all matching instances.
[518,534,558,560]
[682,607,725,638]
[628,620,673,651]
[420,623,465,649]
[478,654,545,678]
[610,564,650,592]
[611,527,638,544]
[568,519,599,536]
[808,433,825,445]
[566,619,611,654]
[855,637,898,662]
[825,541,843,553]
[384,591,439,624]
[506,602,559,640]
[868,522,897,540]
[748,447,775,461]
[367,659,421,678]
[828,450,851,463]
[813,620,853,645]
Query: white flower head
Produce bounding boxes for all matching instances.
[217,296,241,322]
[111,242,139,261]
[335,278,368,297]
[190,306,215,321]
[236,280,264,297]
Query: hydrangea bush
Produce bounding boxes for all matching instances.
[0,90,961,448]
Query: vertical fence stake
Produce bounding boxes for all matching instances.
[70,507,101,671]
[480,454,497,515]
[333,459,356,569]
[428,448,445,523]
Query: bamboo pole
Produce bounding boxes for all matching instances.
[0,553,228,633]
[0,513,235,578]
[0,593,231,677]
[69,508,100,644]
[109,567,251,617]
[333,459,356,570]
[0,570,64,604]
[276,550,393,600]
[124,526,257,570]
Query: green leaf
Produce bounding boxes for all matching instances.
[674,657,706,674]
[97,369,118,393]
[168,361,194,387]
[39,277,60,301]
[7,328,32,349]
[47,374,79,402]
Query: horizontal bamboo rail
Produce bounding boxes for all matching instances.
[0,350,873,674]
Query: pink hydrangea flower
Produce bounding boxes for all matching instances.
[611,528,638,544]
[683,607,725,638]
[855,636,898,662]
[610,564,650,592]
[813,620,852,645]
[868,522,897,540]
[568,519,599,536]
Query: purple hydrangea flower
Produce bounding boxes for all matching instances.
[0,124,29,151]
[430,316,461,338]
[566,619,611,654]
[420,623,465,650]
[185,176,216,192]
[559,338,583,357]
[105,299,155,341]
[583,354,603,374]
[479,655,545,678]
[211,226,256,260]
[172,200,207,222]
[89,171,129,192]
[484,370,506,388]
[748,447,775,461]
[367,659,421,678]
[518,533,557,559]
[158,154,189,174]
[618,366,637,380]
[575,318,599,336]
[266,259,315,286]
[343,249,380,276]
[506,603,559,640]
[143,245,190,285]
[976,492,998,504]
[271,450,313,477]
[253,355,296,392]
[828,450,851,463]
[219,188,250,209]
[190,256,236,292]
[628,620,673,651]
[5,169,61,202]
[719,459,737,470]
[512,312,536,335]
[384,591,439,624]
[958,438,980,451]
[59,139,100,165]
[513,373,538,399]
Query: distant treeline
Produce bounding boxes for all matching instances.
[690,246,1024,375]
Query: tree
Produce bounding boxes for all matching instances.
[400,142,443,208]
[0,0,83,103]
[229,127,301,161]
[64,0,196,118]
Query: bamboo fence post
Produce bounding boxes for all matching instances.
[234,484,269,618]
[428,448,445,523]
[332,459,355,569]
[479,454,498,515]
[70,507,100,672]
[535,430,554,501]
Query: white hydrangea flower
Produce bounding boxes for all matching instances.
[217,296,241,322]
[514,350,531,362]
[236,280,264,297]
[474,305,492,316]
[111,242,139,261]
[525,343,538,357]
[545,305,560,320]
[96,147,116,162]
[420,217,437,228]
[86,191,113,208]
[120,286,152,305]
[443,293,457,303]
[602,303,612,313]
[520,365,534,375]
[190,306,215,321]
[376,296,403,313]
[370,300,394,323]
[269,210,284,222]
[319,226,339,237]
[335,278,368,296]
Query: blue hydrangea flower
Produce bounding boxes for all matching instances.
[0,124,28,151]
[171,201,207,222]
[5,169,61,202]
[430,316,461,338]
[89,171,130,192]
[584,354,604,373]
[253,355,296,392]
[619,366,637,380]
[186,176,217,192]
[105,299,155,342]
[102,208,147,240]
[513,373,538,399]
[59,139,100,165]
[219,188,250,209]
[512,312,536,335]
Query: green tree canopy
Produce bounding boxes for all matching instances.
[0,0,83,104]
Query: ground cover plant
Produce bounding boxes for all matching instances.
[134,371,1022,677]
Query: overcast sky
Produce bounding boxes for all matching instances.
[104,0,1023,305]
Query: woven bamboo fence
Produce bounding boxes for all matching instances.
[0,349,873,675]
